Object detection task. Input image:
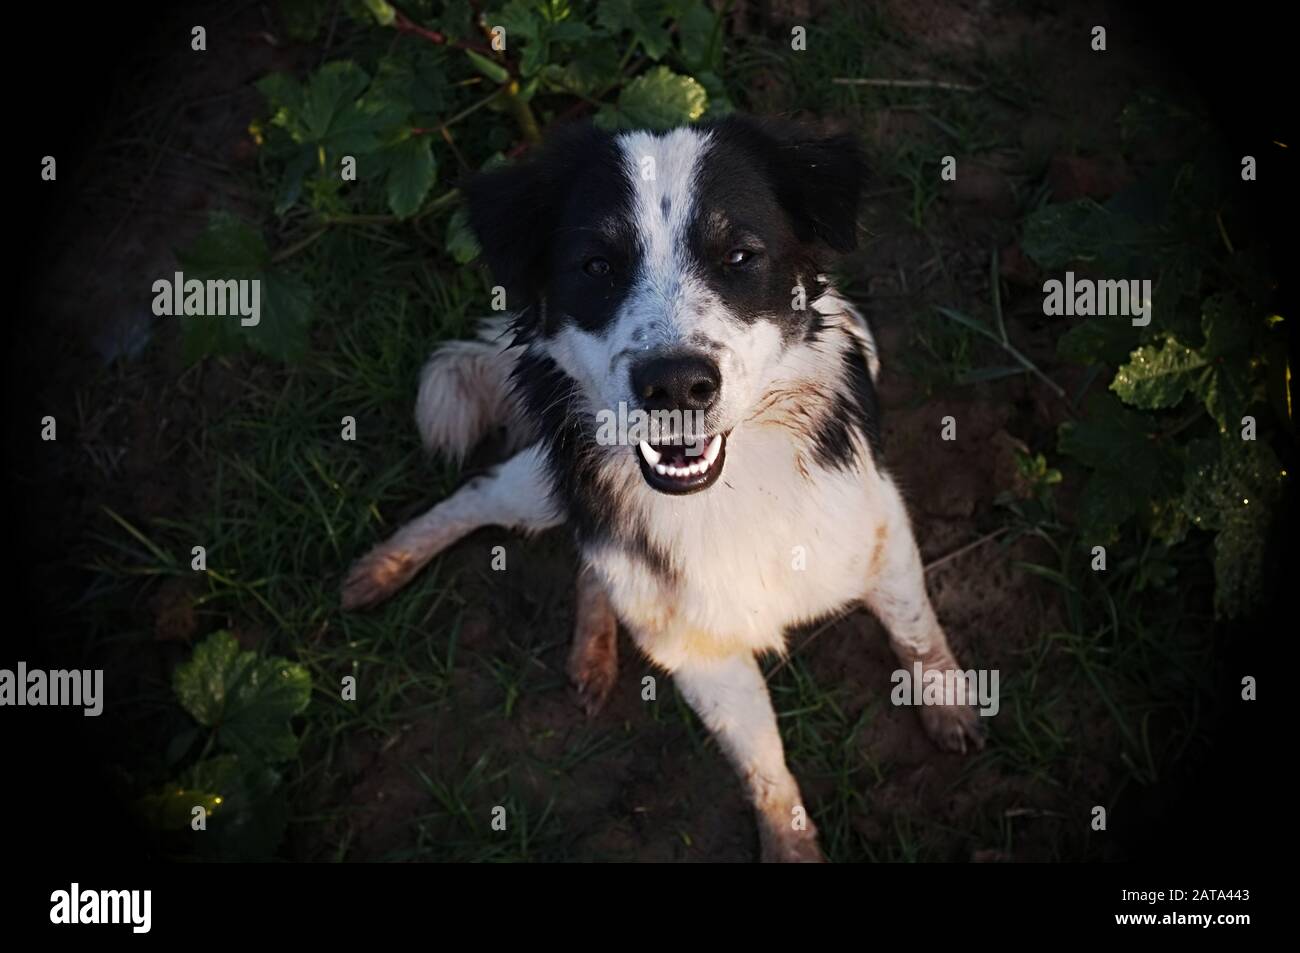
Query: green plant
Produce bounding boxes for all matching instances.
[138,631,312,860]
[178,0,734,364]
[1021,143,1290,619]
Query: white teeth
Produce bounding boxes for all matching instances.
[644,434,725,481]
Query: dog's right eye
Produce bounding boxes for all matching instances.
[583,257,611,277]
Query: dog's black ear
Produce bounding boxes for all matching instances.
[712,115,868,253]
[775,128,867,252]
[463,122,605,305]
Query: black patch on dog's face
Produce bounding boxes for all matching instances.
[465,122,635,337]
[510,349,676,579]
[546,163,640,337]
[684,116,867,339]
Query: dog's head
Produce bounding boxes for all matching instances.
[465,115,866,496]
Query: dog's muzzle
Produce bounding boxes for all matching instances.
[629,352,727,494]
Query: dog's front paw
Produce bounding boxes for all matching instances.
[919,700,988,754]
[759,821,825,863]
[341,546,418,611]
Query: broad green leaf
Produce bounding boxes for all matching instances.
[551,20,593,44]
[1148,495,1190,545]
[675,0,722,71]
[1057,317,1141,366]
[261,62,403,159]
[498,0,541,45]
[445,205,481,264]
[1180,437,1285,618]
[324,94,407,156]
[257,72,305,121]
[186,756,287,861]
[384,135,436,218]
[1021,200,1123,270]
[1108,297,1262,429]
[172,631,311,764]
[598,0,672,60]
[277,0,332,41]
[361,0,396,26]
[1074,470,1133,545]
[1058,393,1181,543]
[274,148,316,215]
[540,44,620,97]
[1110,336,1207,409]
[597,66,708,131]
[695,70,734,117]
[251,270,314,362]
[258,61,410,217]
[1058,393,1161,472]
[370,48,453,121]
[1118,89,1206,149]
[493,0,540,76]
[179,211,267,270]
[177,213,314,363]
[140,755,289,860]
[300,62,372,140]
[1197,368,1250,434]
[138,777,224,830]
[1200,294,1251,361]
[177,304,242,363]
[499,0,590,77]
[176,214,268,362]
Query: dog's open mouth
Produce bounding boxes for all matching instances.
[635,432,727,494]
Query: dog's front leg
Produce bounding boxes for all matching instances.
[342,444,563,609]
[673,653,822,862]
[567,565,618,716]
[863,478,987,753]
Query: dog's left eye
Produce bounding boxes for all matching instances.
[583,257,612,277]
[725,248,759,267]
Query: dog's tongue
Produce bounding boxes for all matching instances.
[651,443,692,467]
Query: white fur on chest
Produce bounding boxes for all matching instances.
[586,420,885,671]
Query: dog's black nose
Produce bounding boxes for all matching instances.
[631,353,721,413]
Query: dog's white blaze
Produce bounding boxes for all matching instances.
[614,129,792,436]
[617,127,712,309]
[565,128,727,415]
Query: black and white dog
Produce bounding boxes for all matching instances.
[343,115,984,862]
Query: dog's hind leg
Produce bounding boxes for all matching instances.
[567,565,619,716]
[341,443,563,610]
